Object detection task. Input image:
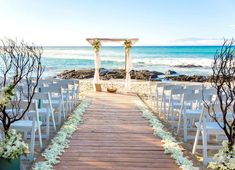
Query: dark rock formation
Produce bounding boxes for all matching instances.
[165,70,177,75]
[57,68,212,82]
[57,68,164,81]
[174,64,203,68]
[166,75,210,82]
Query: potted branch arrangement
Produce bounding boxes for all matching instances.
[204,39,235,169]
[0,38,44,170]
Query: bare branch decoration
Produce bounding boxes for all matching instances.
[0,38,44,133]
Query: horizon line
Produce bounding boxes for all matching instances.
[42,45,224,47]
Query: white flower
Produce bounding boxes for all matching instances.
[33,100,91,170]
[0,129,29,159]
[136,100,197,170]
[208,140,235,169]
[0,85,15,110]
[33,162,52,170]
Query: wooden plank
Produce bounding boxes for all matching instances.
[61,152,171,158]
[63,146,165,151]
[54,92,179,170]
[54,166,176,170]
[55,161,178,168]
[60,157,177,163]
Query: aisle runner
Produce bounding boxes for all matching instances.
[36,92,183,170]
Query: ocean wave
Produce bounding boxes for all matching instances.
[43,48,214,68]
[133,58,212,67]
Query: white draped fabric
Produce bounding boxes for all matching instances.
[86,38,138,92]
[125,48,132,91]
[93,50,101,85]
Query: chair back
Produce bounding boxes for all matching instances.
[184,84,202,90]
[40,86,62,94]
[170,89,195,103]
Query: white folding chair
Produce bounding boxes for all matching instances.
[147,81,157,107]
[177,92,203,142]
[40,86,65,126]
[49,83,74,113]
[161,84,183,121]
[155,82,169,115]
[73,79,80,105]
[52,80,76,111]
[33,92,56,139]
[5,101,43,159]
[192,102,232,165]
[168,89,194,128]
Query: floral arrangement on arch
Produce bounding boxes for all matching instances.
[124,40,132,50]
[91,39,101,52]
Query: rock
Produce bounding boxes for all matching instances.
[99,68,110,76]
[57,68,215,83]
[57,68,164,81]
[166,75,210,82]
[57,68,213,82]
[174,64,203,68]
[165,70,177,75]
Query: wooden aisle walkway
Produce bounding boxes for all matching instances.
[54,92,179,170]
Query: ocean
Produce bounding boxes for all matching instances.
[42,46,221,77]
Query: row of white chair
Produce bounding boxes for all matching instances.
[1,78,80,160]
[147,81,231,165]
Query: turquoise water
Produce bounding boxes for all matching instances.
[42,46,221,76]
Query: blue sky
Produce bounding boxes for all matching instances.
[0,0,234,46]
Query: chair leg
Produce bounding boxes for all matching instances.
[168,103,171,121]
[51,110,56,131]
[171,107,175,129]
[65,101,68,116]
[202,130,208,166]
[30,127,35,158]
[46,114,50,140]
[160,97,163,117]
[163,96,167,121]
[152,96,156,107]
[183,116,188,142]
[24,131,27,140]
[177,112,182,134]
[156,97,159,114]
[192,128,200,154]
[37,124,43,150]
[58,104,62,125]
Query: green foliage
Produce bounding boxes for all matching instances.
[92,39,101,52]
[0,129,29,160]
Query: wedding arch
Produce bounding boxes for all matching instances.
[86,38,139,91]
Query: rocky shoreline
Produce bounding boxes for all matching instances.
[57,68,211,82]
[165,75,211,82]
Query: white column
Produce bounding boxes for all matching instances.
[93,50,100,90]
[125,47,132,91]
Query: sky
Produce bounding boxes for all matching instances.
[0,0,235,46]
